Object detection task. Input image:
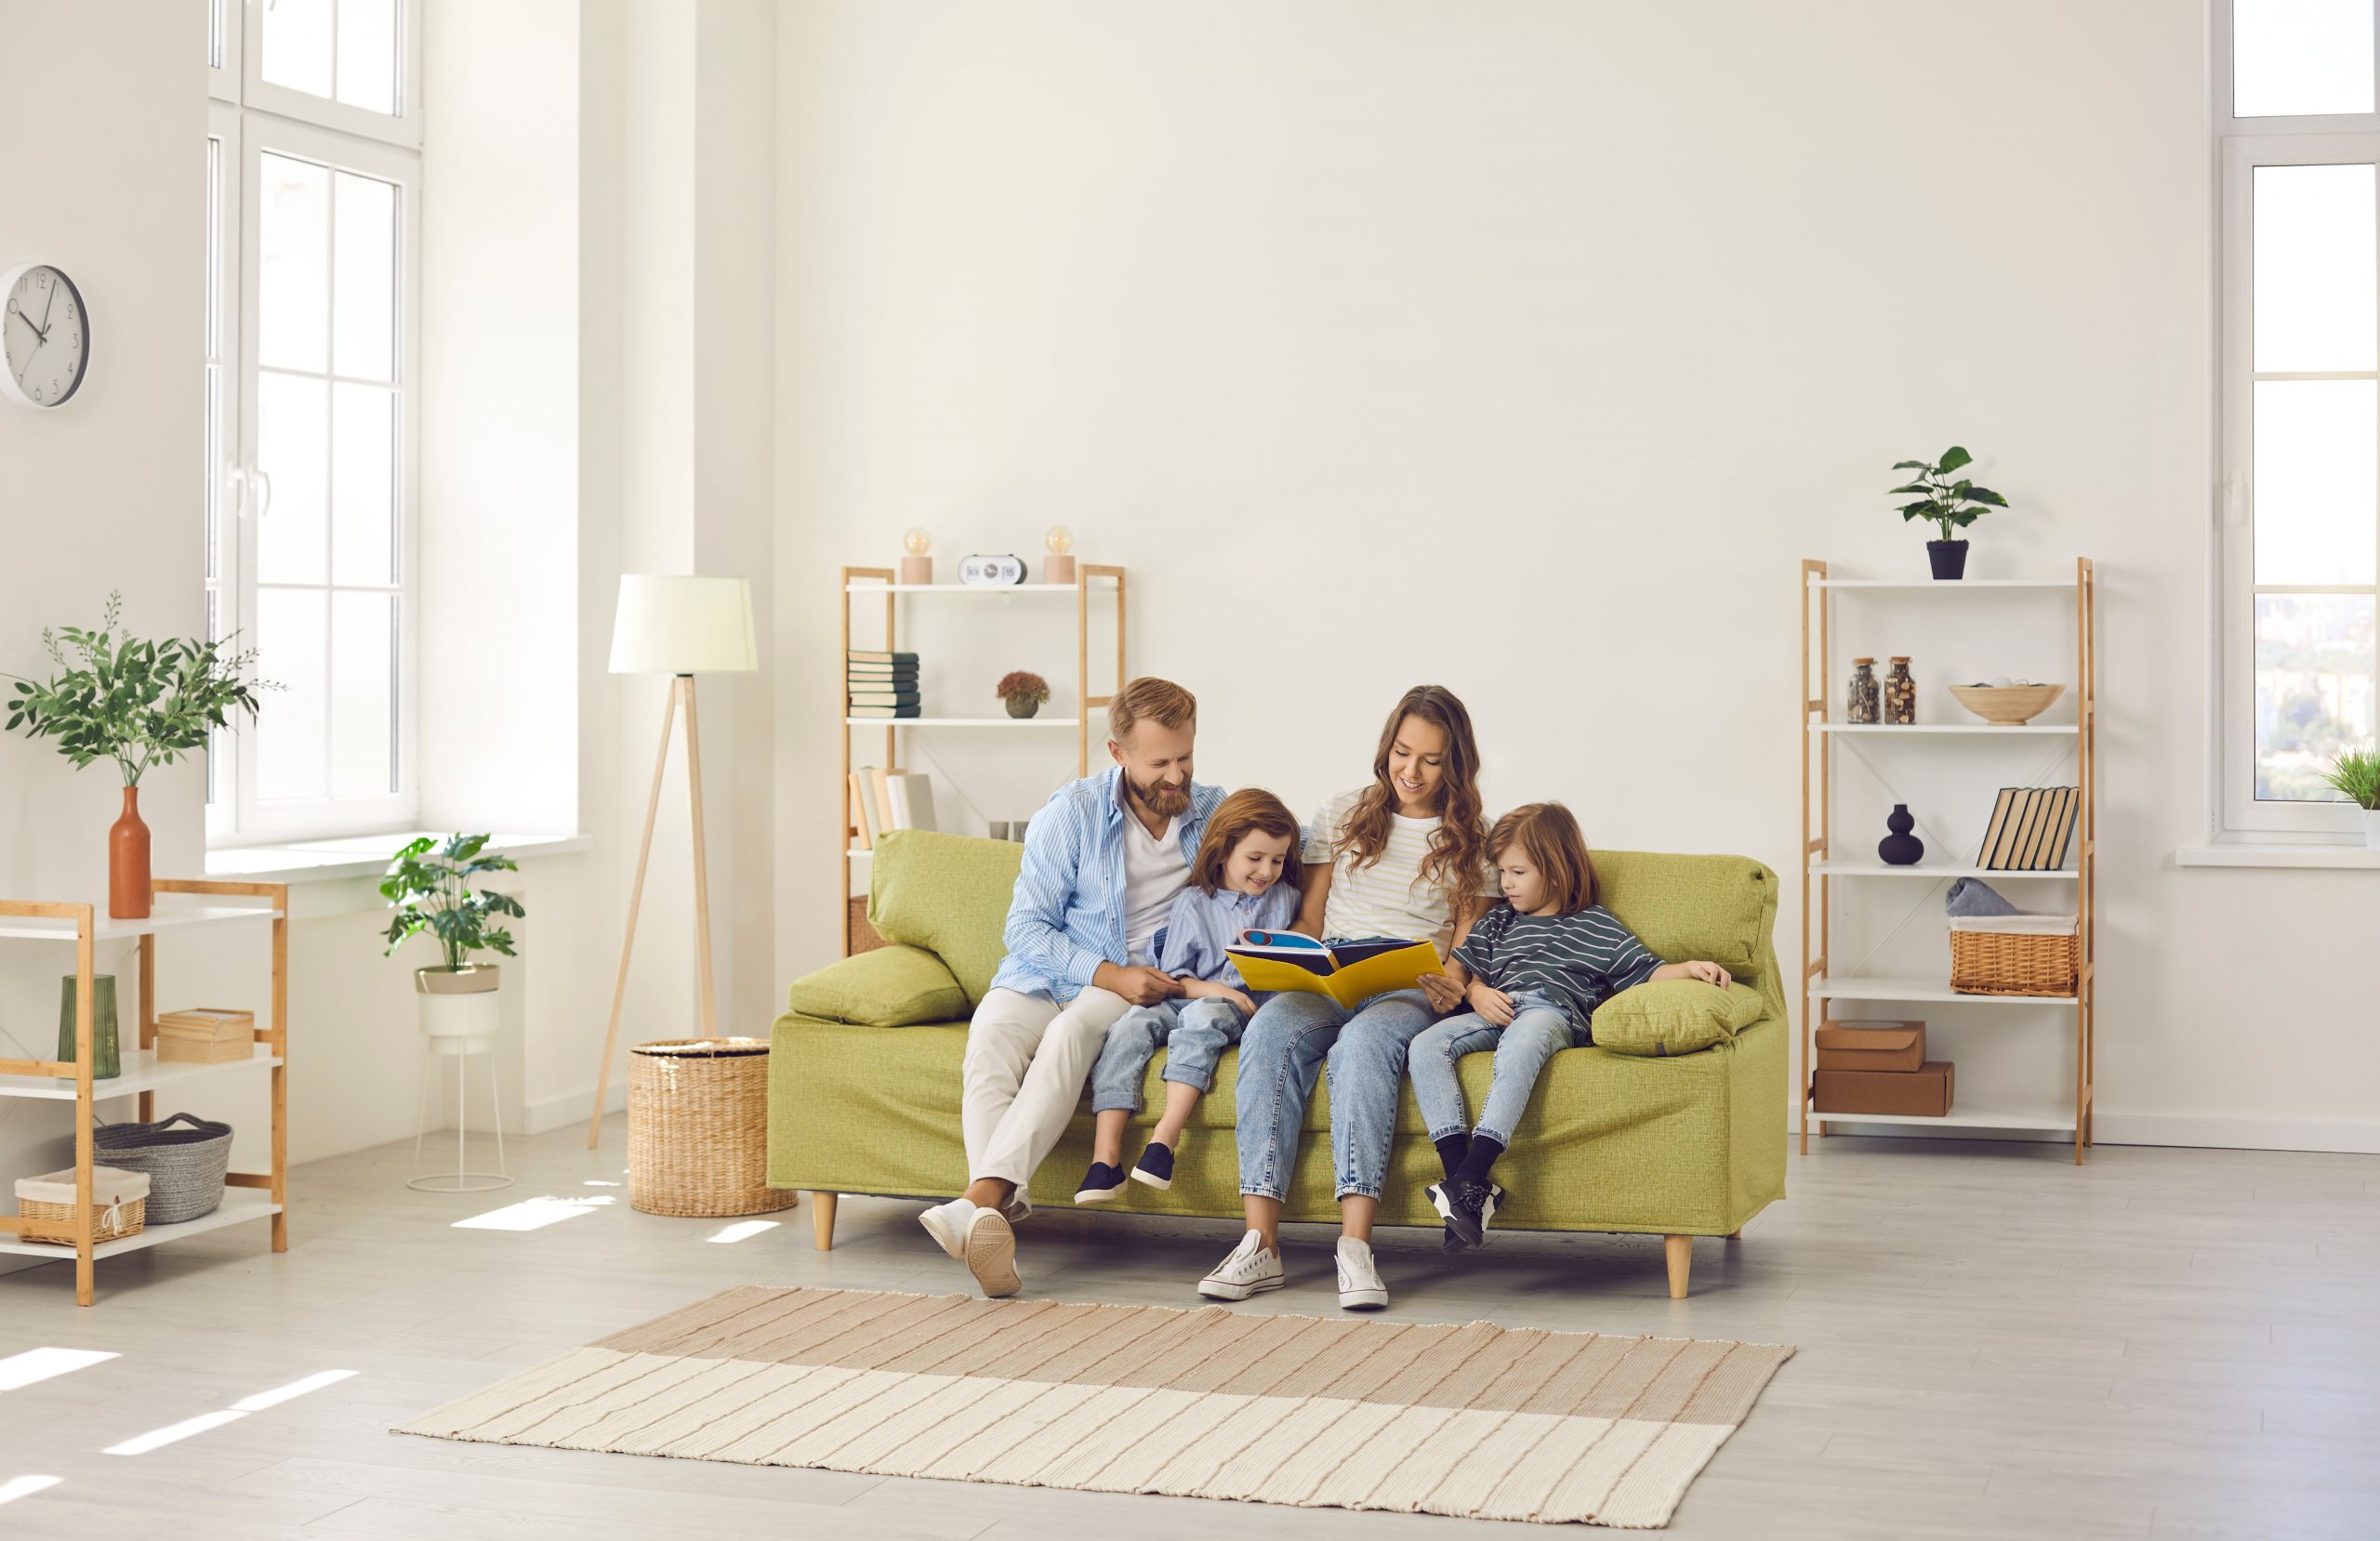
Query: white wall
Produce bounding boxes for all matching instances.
[773,1,2380,1151]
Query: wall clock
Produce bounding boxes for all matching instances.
[1,263,92,410]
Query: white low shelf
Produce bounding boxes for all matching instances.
[0,1189,282,1261]
[0,1046,281,1103]
[1816,1105,2077,1134]
[1809,862,2077,880]
[1812,975,2078,1007]
[841,716,1082,729]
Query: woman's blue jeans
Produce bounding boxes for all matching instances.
[1087,995,1250,1114]
[1233,988,1436,1202]
[1407,992,1581,1148]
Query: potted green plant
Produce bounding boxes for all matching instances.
[2320,748,2380,850]
[997,670,1051,720]
[4,592,269,918]
[1889,446,2010,580]
[381,834,525,1040]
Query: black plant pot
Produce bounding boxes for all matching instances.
[1878,804,1924,866]
[1927,540,1969,580]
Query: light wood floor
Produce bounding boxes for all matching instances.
[2,1121,2375,1540]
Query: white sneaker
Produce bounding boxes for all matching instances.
[919,1196,976,1260]
[1197,1230,1285,1301]
[1336,1236,1388,1311]
[963,1206,1021,1298]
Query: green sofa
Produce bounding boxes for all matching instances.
[769,830,1787,1297]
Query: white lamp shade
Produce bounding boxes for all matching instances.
[609,574,760,675]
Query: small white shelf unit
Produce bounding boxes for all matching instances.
[839,565,1128,955]
[1799,559,2097,1161]
[0,884,290,1303]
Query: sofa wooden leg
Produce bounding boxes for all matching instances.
[1663,1234,1692,1298]
[811,1192,838,1251]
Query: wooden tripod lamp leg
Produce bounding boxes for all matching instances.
[588,680,681,1148]
[681,675,720,1040]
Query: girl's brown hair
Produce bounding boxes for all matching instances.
[1488,801,1595,915]
[1191,788,1303,897]
[1333,685,1489,913]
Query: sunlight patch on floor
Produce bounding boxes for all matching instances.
[705,1219,779,1244]
[0,1348,116,1392]
[0,1475,62,1505]
[452,1195,615,1231]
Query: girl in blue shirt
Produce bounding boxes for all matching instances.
[1075,789,1302,1202]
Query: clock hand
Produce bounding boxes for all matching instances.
[40,282,57,333]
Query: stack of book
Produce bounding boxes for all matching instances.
[848,767,937,849]
[848,650,920,718]
[155,1007,256,1065]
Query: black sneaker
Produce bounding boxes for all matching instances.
[1427,1178,1507,1250]
[1130,1141,1175,1191]
[1074,1162,1127,1204]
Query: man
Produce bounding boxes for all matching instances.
[919,677,1222,1297]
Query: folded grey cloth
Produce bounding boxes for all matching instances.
[1945,877,2022,917]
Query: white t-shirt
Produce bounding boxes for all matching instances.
[1119,807,1188,965]
[1305,787,1474,955]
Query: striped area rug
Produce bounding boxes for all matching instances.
[396,1285,1792,1528]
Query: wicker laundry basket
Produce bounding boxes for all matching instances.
[93,1112,231,1223]
[628,1038,798,1218]
[1950,913,2079,996]
[14,1166,150,1245]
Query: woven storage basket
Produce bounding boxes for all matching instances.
[628,1038,797,1218]
[1950,915,2079,996]
[92,1112,231,1223]
[13,1166,149,1245]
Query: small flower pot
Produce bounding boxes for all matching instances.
[416,965,501,1043]
[1927,540,1969,580]
[2364,808,2380,851]
[1003,697,1041,719]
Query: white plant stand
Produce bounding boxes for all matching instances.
[411,1028,511,1194]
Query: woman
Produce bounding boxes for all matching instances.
[1198,684,1490,1311]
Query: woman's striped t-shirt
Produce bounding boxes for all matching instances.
[1304,788,1481,955]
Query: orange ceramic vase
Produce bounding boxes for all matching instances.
[109,785,152,920]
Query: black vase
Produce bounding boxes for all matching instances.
[1878,804,1924,866]
[1927,539,1969,580]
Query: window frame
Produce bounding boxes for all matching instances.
[2214,1,2380,844]
[208,5,423,848]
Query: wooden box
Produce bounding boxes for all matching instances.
[156,1008,255,1064]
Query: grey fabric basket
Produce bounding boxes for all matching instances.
[92,1112,231,1223]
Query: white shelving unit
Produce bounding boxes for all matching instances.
[0,883,289,1303]
[1799,559,2097,1161]
[838,567,1128,955]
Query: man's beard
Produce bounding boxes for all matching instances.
[1129,774,1191,819]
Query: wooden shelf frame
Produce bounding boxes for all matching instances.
[1798,559,2096,1163]
[837,565,1127,955]
[0,878,288,1304]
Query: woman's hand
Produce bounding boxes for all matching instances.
[1467,980,1515,1025]
[1679,959,1732,989]
[1417,971,1467,1014]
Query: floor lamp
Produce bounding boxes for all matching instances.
[587,573,759,1148]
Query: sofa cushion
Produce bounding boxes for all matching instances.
[1590,850,1776,984]
[787,945,968,1027]
[1591,980,1765,1057]
[867,830,1025,1006]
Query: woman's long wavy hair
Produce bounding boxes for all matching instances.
[1333,685,1488,915]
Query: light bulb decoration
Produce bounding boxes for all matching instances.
[1043,523,1078,585]
[899,526,933,584]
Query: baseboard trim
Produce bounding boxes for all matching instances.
[522,1082,626,1137]
[1817,1113,2380,1155]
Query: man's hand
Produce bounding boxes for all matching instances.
[1467,980,1515,1025]
[1094,962,1183,1007]
[1417,970,1466,1014]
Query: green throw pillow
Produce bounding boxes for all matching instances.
[1591,980,1764,1058]
[786,944,968,1027]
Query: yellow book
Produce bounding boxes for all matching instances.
[1224,932,1447,1009]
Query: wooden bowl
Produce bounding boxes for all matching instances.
[1949,683,2066,726]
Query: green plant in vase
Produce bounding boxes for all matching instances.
[1888,445,2010,580]
[2320,748,2380,850]
[4,592,271,918]
[381,834,525,1039]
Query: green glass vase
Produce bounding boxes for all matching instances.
[57,973,122,1080]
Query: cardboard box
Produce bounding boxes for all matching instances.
[1815,1020,1925,1073]
[1812,1060,1954,1117]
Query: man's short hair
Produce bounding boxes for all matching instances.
[1107,677,1197,746]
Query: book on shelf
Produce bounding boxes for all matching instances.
[883,771,937,833]
[848,772,877,849]
[1976,786,2079,871]
[846,650,919,666]
[848,705,922,718]
[846,663,919,679]
[1223,931,1445,1009]
[847,690,922,708]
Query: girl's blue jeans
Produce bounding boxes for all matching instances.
[1087,995,1250,1115]
[1407,991,1583,1148]
[1232,988,1436,1203]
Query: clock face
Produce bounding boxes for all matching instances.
[1,264,91,409]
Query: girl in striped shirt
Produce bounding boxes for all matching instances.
[1411,801,1733,1250]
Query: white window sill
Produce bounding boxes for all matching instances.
[205,832,591,885]
[2176,843,2380,870]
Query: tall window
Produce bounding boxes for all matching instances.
[207,0,421,843]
